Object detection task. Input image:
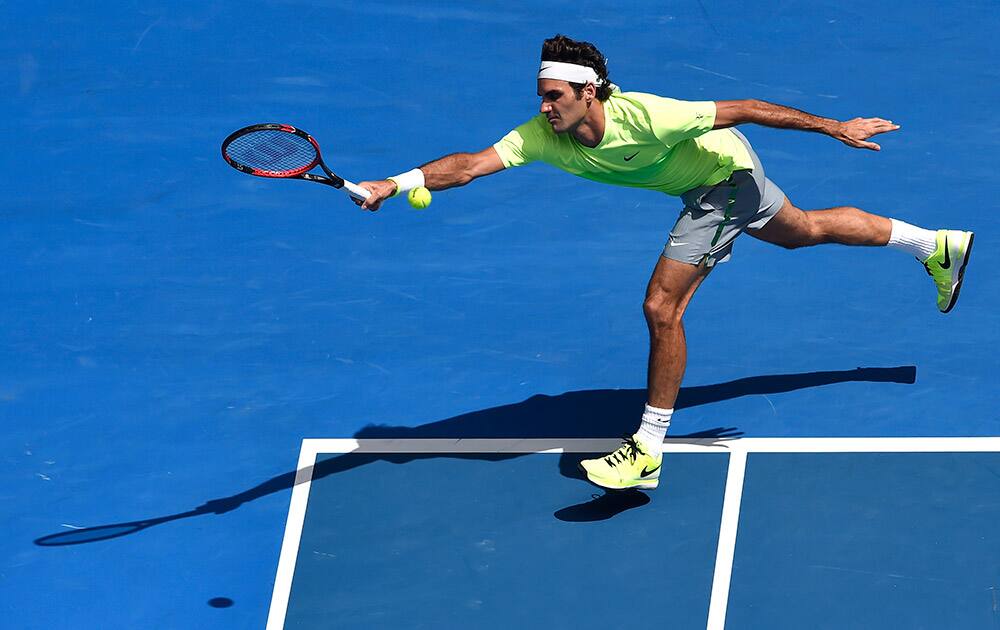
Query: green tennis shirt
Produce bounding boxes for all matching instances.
[493,90,754,196]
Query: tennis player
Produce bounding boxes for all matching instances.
[357,35,974,492]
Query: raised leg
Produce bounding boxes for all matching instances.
[747,197,891,248]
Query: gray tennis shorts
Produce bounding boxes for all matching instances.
[663,129,786,267]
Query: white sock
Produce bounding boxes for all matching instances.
[887,219,938,261]
[635,404,672,457]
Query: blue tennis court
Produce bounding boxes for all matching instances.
[4,1,999,628]
[266,439,1000,629]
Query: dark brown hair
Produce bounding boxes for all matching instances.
[541,35,613,101]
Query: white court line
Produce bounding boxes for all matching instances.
[265,436,1000,629]
[706,450,747,630]
[265,443,323,630]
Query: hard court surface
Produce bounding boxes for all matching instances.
[3,1,998,628]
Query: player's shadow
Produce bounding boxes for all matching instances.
[34,366,915,545]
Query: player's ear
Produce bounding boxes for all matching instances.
[584,82,597,102]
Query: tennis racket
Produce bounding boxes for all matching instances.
[221,123,370,201]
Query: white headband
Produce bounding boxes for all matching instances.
[538,60,606,86]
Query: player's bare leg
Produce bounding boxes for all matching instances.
[746,197,890,248]
[643,256,711,408]
[748,198,974,312]
[579,256,709,491]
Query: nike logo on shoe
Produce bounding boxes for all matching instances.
[940,236,952,269]
[640,464,660,478]
[624,151,640,161]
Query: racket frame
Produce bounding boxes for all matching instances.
[221,123,369,200]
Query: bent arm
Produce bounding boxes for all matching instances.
[713,99,900,151]
[358,147,505,210]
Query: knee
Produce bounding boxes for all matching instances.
[643,294,684,334]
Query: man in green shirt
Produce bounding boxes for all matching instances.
[357,35,973,492]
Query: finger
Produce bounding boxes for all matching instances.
[863,141,881,151]
[866,122,900,139]
[875,118,900,128]
[870,127,899,137]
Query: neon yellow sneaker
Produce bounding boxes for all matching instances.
[579,435,662,491]
[922,229,974,313]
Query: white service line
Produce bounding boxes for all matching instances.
[297,437,733,455]
[265,442,321,630]
[291,436,1000,456]
[706,451,747,630]
[720,436,1000,453]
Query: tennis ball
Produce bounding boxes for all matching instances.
[407,186,432,209]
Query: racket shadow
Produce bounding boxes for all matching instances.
[33,365,916,544]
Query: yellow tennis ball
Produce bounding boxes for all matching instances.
[407,186,432,209]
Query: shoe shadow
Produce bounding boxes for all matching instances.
[554,490,651,522]
[33,366,915,544]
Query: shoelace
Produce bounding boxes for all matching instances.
[603,435,646,467]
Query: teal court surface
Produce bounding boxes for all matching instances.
[4,1,1000,628]
[267,438,1000,629]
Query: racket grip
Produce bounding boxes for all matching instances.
[343,181,370,201]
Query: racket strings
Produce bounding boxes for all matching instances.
[226,129,317,175]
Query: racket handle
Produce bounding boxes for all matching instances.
[342,180,370,201]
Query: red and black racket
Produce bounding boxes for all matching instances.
[221,123,370,201]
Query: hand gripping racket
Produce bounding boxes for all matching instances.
[221,123,370,201]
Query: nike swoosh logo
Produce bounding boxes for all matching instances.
[640,464,660,478]
[623,151,640,161]
[940,236,951,269]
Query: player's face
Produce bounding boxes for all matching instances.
[537,79,589,134]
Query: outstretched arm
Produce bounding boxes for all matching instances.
[713,99,900,151]
[358,147,505,211]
